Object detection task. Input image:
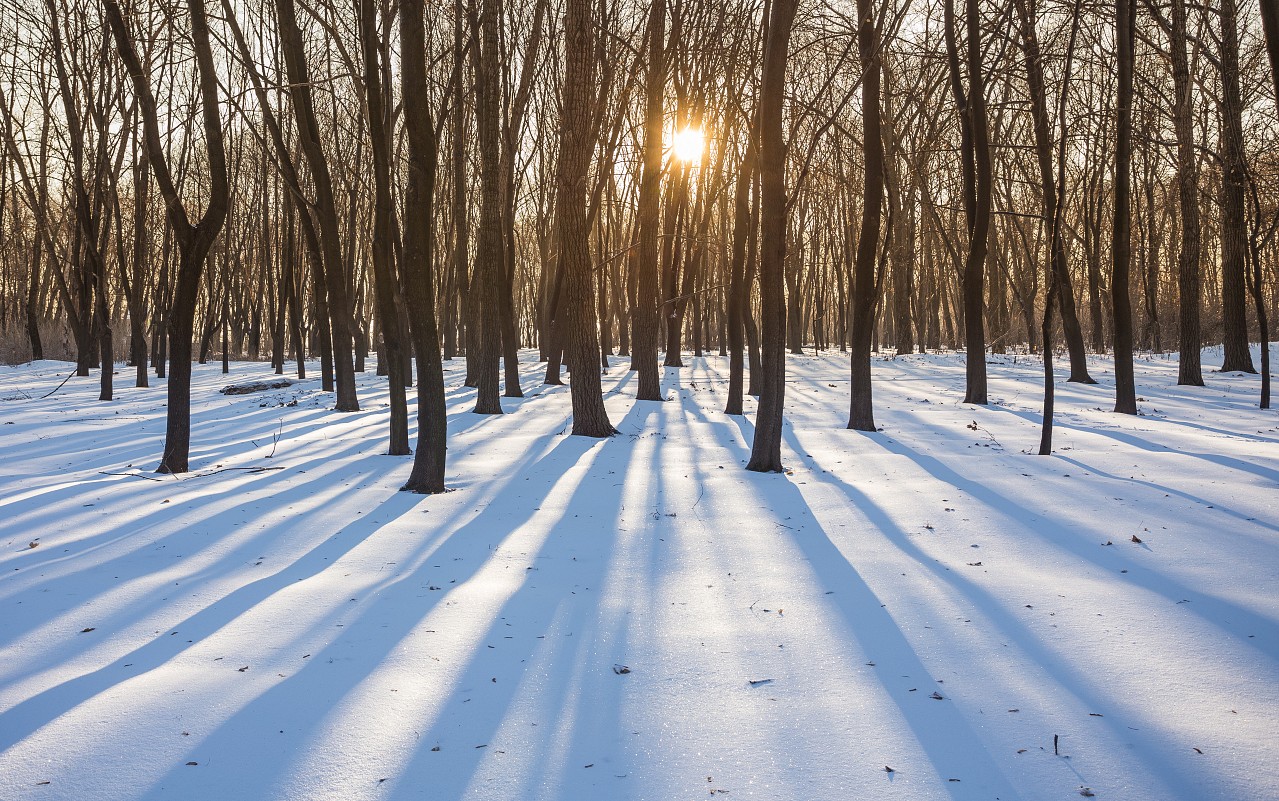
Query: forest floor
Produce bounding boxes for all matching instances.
[0,346,1276,801]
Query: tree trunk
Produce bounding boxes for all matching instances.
[273,0,360,410]
[1218,0,1255,373]
[105,0,229,474]
[1113,0,1137,413]
[399,0,449,492]
[630,0,666,401]
[849,0,882,432]
[470,0,506,414]
[1168,0,1204,385]
[558,0,614,437]
[746,0,799,473]
[359,0,410,454]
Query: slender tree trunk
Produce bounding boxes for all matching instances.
[747,0,799,473]
[1012,0,1095,383]
[400,0,449,492]
[470,0,505,414]
[558,0,614,437]
[1168,0,1203,385]
[945,0,989,405]
[849,0,882,431]
[1113,0,1137,413]
[725,130,756,416]
[630,0,666,401]
[273,0,360,410]
[1218,0,1255,373]
[359,0,410,454]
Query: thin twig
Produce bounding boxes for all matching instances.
[98,471,164,482]
[186,466,286,479]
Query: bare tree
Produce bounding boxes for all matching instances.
[104,0,229,474]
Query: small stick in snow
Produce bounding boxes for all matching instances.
[99,471,163,482]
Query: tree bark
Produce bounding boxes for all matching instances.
[1113,0,1137,413]
[849,0,883,432]
[400,0,449,492]
[747,0,799,473]
[558,0,614,437]
[105,0,229,474]
[630,0,666,401]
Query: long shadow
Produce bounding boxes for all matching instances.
[140,407,644,800]
[388,408,654,799]
[0,392,579,706]
[779,427,1241,799]
[0,490,423,755]
[977,403,1279,531]
[1053,453,1279,536]
[851,427,1278,656]
[721,416,1024,799]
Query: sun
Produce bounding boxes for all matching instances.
[670,126,705,164]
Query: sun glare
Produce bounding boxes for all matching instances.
[671,127,705,164]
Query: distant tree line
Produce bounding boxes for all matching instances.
[0,0,1275,479]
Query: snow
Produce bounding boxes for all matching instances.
[0,348,1276,801]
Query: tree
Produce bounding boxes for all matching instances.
[848,0,883,432]
[1011,0,1095,385]
[358,0,410,454]
[470,0,506,415]
[400,0,450,493]
[104,0,229,474]
[557,0,614,437]
[630,0,667,402]
[944,0,990,406]
[1217,0,1256,374]
[1113,0,1137,413]
[746,0,799,473]
[272,0,361,411]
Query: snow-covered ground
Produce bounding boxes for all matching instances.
[0,347,1275,801]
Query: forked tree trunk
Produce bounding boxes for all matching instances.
[105,0,229,474]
